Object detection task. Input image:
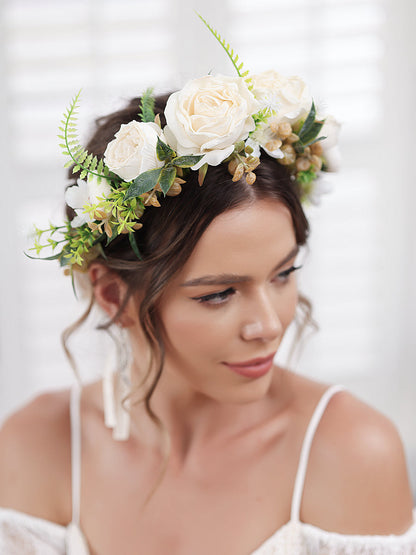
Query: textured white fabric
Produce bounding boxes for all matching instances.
[0,508,66,554]
[1,384,416,554]
[1,507,416,555]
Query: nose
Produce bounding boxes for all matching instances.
[240,289,283,342]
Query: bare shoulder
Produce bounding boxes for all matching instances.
[0,389,71,523]
[302,387,414,535]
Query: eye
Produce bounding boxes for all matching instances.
[275,265,302,284]
[192,287,236,306]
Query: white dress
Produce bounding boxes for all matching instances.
[1,384,416,554]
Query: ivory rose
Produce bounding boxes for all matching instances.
[164,75,259,170]
[104,121,164,182]
[65,177,112,228]
[251,70,312,124]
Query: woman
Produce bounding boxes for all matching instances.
[0,36,415,553]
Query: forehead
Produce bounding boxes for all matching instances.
[181,200,296,279]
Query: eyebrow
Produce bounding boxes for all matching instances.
[180,245,300,287]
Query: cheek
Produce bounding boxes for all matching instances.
[278,284,298,329]
[160,299,227,355]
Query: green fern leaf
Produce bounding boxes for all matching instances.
[90,157,98,172]
[196,13,251,86]
[139,88,156,123]
[84,153,93,168]
[59,90,109,180]
[73,150,84,163]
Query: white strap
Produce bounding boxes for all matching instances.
[70,383,82,526]
[290,384,346,522]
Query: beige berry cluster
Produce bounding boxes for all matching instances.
[267,121,323,175]
[141,177,184,208]
[227,148,261,185]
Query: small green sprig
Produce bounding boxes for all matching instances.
[252,106,274,130]
[28,221,102,268]
[297,168,317,186]
[139,88,156,123]
[196,13,251,87]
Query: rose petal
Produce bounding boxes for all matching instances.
[191,146,235,170]
[65,181,89,210]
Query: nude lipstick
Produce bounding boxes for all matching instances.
[223,353,276,378]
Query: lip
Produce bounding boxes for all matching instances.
[222,353,276,379]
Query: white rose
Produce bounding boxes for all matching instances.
[320,115,341,171]
[252,70,312,124]
[104,121,164,182]
[65,177,112,227]
[164,75,259,170]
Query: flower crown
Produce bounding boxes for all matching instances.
[30,15,340,276]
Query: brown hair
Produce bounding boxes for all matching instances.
[65,94,313,498]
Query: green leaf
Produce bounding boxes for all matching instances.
[303,135,327,148]
[298,121,324,147]
[128,232,142,260]
[299,102,316,137]
[124,168,162,200]
[25,251,63,261]
[70,267,78,299]
[139,88,156,123]
[156,137,175,161]
[172,155,204,168]
[159,166,176,195]
[298,101,324,146]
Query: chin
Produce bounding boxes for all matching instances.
[215,376,273,405]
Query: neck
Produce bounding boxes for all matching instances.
[127,362,290,468]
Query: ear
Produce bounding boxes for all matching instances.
[88,263,136,327]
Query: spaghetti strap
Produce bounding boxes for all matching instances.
[69,383,82,527]
[67,384,91,554]
[290,384,346,522]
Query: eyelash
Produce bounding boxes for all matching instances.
[192,265,302,306]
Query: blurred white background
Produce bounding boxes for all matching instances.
[0,0,415,495]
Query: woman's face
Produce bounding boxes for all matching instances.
[156,199,300,403]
